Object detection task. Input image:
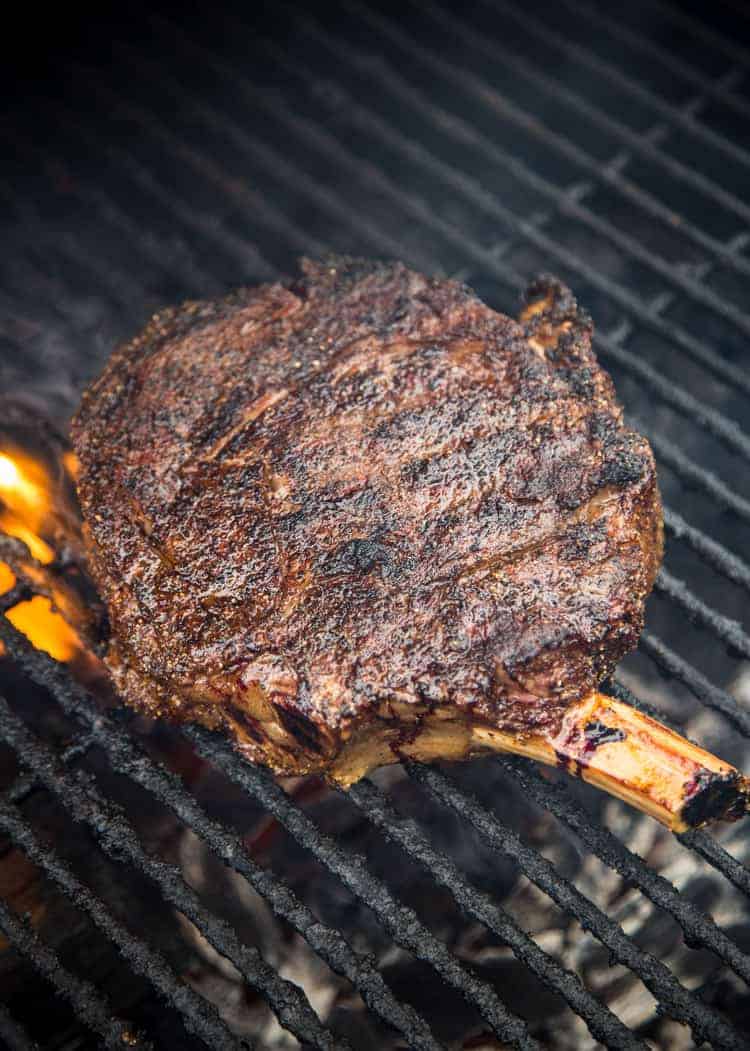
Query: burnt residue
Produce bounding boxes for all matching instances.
[318,537,395,578]
[555,719,627,776]
[681,769,749,829]
[558,522,608,563]
[273,701,326,756]
[227,704,265,745]
[584,720,627,749]
[599,447,647,488]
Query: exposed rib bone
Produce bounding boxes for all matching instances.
[329,692,750,832]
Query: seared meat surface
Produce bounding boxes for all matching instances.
[72,257,662,783]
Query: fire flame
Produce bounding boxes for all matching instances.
[0,447,83,663]
[0,452,55,564]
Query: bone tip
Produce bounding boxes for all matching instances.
[679,769,750,830]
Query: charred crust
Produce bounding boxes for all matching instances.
[73,257,664,776]
[273,702,327,756]
[681,769,749,828]
[584,720,627,748]
[598,448,648,488]
[319,537,396,578]
[521,274,579,322]
[228,704,265,745]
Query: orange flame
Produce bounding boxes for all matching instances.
[0,562,15,595]
[0,451,55,564]
[6,596,81,662]
[0,448,84,663]
[62,450,80,481]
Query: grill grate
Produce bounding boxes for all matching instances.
[2,0,750,1047]
[101,13,750,464]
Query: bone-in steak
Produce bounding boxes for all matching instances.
[72,257,662,783]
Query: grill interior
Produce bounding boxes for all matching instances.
[2,1,750,1048]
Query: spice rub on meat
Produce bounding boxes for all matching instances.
[72,257,663,785]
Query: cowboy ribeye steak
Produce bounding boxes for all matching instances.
[72,257,663,784]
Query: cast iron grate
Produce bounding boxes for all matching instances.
[2,0,750,1047]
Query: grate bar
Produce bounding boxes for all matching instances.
[336,7,750,286]
[680,830,750,900]
[0,618,449,1051]
[0,195,158,365]
[0,897,132,1051]
[629,420,750,527]
[0,184,145,316]
[119,38,750,467]
[97,760,447,1051]
[109,147,285,279]
[651,0,750,69]
[4,732,98,806]
[79,57,436,279]
[409,0,750,227]
[491,755,750,988]
[0,254,103,338]
[608,678,683,736]
[57,86,347,272]
[0,688,337,1051]
[2,101,320,332]
[640,631,750,739]
[20,43,750,690]
[560,0,750,120]
[263,9,750,395]
[4,130,223,297]
[0,123,225,300]
[106,148,279,282]
[345,10,750,340]
[186,726,540,1051]
[654,569,750,660]
[345,778,647,1051]
[0,269,98,360]
[406,762,747,1050]
[68,37,750,474]
[0,796,241,1051]
[663,506,750,594]
[174,8,750,410]
[481,0,750,171]
[27,102,279,286]
[0,1002,38,1051]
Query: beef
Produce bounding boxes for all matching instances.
[71,257,663,784]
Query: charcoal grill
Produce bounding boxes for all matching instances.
[2,0,750,1047]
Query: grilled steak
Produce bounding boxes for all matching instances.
[72,257,663,785]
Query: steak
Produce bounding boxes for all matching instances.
[73,256,663,773]
[72,258,750,829]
